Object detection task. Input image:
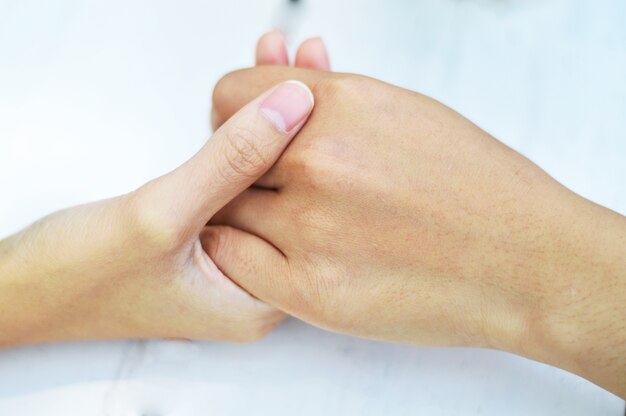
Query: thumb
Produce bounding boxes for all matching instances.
[141,80,314,238]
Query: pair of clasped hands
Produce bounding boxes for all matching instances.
[0,33,625,397]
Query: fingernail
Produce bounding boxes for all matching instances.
[260,80,314,133]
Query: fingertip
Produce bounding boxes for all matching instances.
[295,37,330,71]
[256,31,289,66]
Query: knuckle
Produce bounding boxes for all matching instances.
[283,138,335,184]
[212,73,228,108]
[312,74,366,101]
[290,147,338,190]
[219,128,268,182]
[283,149,314,181]
[313,76,347,98]
[211,70,241,119]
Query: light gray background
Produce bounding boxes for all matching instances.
[0,0,625,414]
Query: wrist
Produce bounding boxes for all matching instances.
[517,195,626,396]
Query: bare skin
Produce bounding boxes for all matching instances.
[1,31,623,399]
[0,78,315,346]
[209,65,626,397]
[0,34,324,348]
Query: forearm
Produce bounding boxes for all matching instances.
[0,228,54,347]
[0,202,129,347]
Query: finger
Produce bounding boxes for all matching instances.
[212,66,327,130]
[200,225,290,303]
[141,80,314,239]
[256,31,289,66]
[295,37,330,70]
[180,80,313,226]
[210,188,290,248]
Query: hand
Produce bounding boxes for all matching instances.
[208,66,626,396]
[0,80,314,346]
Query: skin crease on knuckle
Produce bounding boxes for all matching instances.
[219,127,270,183]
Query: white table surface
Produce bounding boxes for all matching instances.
[0,0,625,414]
